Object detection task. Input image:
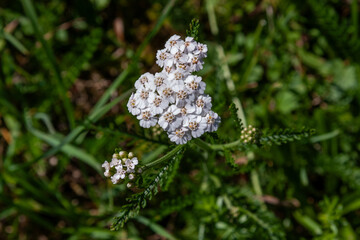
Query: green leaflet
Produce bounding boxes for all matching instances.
[135,216,177,240]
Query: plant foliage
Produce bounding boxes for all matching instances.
[1,0,359,239]
[111,148,184,230]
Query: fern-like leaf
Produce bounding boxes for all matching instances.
[186,19,200,41]
[162,154,181,191]
[111,148,184,230]
[224,149,240,171]
[229,102,244,133]
[260,128,315,146]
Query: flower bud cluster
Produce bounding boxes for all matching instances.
[240,125,257,144]
[127,35,220,144]
[102,151,140,185]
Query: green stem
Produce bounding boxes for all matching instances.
[250,165,262,196]
[192,138,213,151]
[193,138,241,151]
[144,145,185,169]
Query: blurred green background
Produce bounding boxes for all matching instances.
[1,0,360,239]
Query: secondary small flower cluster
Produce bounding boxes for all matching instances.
[102,151,141,186]
[127,35,220,144]
[240,125,257,143]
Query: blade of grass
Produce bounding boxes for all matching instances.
[27,88,133,165]
[198,223,205,240]
[0,31,29,55]
[15,207,55,230]
[3,172,59,208]
[20,0,75,129]
[135,216,177,240]
[352,0,358,39]
[206,0,219,35]
[293,211,323,236]
[3,115,20,165]
[63,227,124,238]
[34,112,56,134]
[24,112,101,173]
[310,129,340,143]
[341,198,360,215]
[0,207,16,220]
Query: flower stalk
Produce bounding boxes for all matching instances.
[143,144,185,169]
[193,138,242,151]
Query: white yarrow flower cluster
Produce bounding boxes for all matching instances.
[127,35,220,144]
[102,151,140,185]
